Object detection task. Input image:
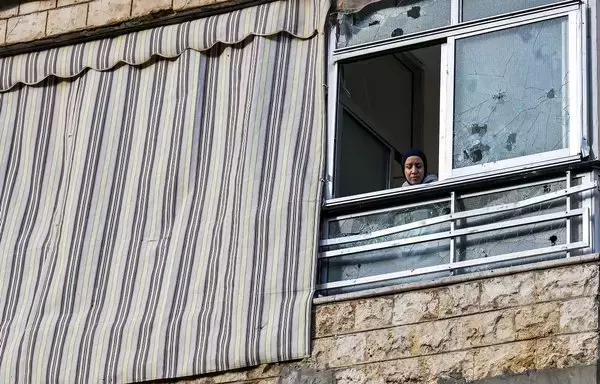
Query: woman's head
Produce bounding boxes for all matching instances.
[401,149,427,185]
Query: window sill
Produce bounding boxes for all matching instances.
[323,155,593,215]
[313,252,600,305]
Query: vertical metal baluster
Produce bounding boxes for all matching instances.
[566,170,572,258]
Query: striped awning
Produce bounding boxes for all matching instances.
[0,0,329,92]
[0,0,328,382]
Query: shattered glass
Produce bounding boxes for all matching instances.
[321,202,451,288]
[455,181,568,261]
[463,0,565,22]
[453,17,569,168]
[337,0,451,48]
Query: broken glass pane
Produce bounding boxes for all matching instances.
[320,239,451,294]
[326,201,450,246]
[453,17,569,169]
[337,0,451,48]
[321,201,451,290]
[462,0,565,22]
[455,181,569,261]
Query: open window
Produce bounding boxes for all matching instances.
[335,45,441,197]
[327,0,587,200]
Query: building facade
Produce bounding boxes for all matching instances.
[0,0,599,383]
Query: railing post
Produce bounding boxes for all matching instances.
[566,170,571,258]
[450,191,456,267]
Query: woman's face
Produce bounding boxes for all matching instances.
[404,156,425,185]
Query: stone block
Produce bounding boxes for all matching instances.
[246,364,282,380]
[437,282,480,318]
[87,0,131,27]
[559,297,598,333]
[173,0,220,10]
[47,3,87,36]
[312,334,365,369]
[353,297,393,332]
[57,0,92,6]
[209,369,248,383]
[280,367,334,384]
[414,318,464,355]
[465,310,516,348]
[333,367,369,384]
[514,302,560,340]
[132,0,171,17]
[535,333,598,370]
[535,264,598,302]
[364,327,412,361]
[0,4,19,19]
[480,273,534,311]
[473,340,536,380]
[19,0,56,15]
[372,357,426,384]
[6,12,46,44]
[423,350,475,383]
[313,302,355,338]
[335,358,426,384]
[469,365,597,384]
[393,290,439,325]
[248,379,277,384]
[0,20,6,45]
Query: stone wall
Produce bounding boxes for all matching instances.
[0,0,250,47]
[178,262,600,384]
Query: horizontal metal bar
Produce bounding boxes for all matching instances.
[321,183,596,247]
[320,208,586,258]
[457,176,567,199]
[333,2,579,62]
[317,241,588,290]
[326,197,451,223]
[323,156,583,211]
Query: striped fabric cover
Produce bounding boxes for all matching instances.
[0,0,327,382]
[0,0,328,92]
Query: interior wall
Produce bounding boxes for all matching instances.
[340,44,441,182]
[411,44,441,174]
[341,55,414,154]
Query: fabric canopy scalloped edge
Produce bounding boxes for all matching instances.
[0,0,331,92]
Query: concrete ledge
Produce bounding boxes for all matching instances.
[314,253,600,305]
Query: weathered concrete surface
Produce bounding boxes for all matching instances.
[174,263,600,384]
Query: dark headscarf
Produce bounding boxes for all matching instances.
[401,149,428,175]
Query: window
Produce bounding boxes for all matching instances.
[326,0,586,199]
[319,0,595,295]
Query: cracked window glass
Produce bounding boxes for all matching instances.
[453,17,569,169]
[320,202,451,292]
[337,0,451,48]
[463,0,565,22]
[455,180,568,262]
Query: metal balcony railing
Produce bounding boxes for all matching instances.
[317,172,596,294]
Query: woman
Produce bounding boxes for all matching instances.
[401,149,438,187]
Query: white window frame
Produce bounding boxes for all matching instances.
[326,0,588,201]
[439,7,585,179]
